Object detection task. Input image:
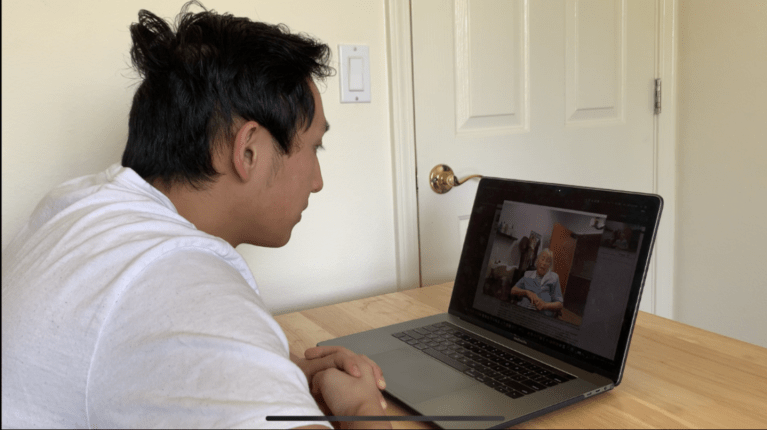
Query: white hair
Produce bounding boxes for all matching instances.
[537,248,555,274]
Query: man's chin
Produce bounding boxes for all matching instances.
[246,230,292,248]
[267,232,292,248]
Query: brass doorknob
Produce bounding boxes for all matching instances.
[429,164,483,194]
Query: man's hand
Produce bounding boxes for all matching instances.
[311,366,391,429]
[292,346,386,391]
[292,345,387,418]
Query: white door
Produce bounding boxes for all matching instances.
[411,0,659,312]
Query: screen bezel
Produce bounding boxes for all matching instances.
[447,177,663,384]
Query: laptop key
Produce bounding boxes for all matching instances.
[519,379,545,391]
[422,347,469,372]
[476,358,491,366]
[486,371,503,381]
[465,369,480,378]
[475,365,494,375]
[404,330,424,339]
[504,381,533,396]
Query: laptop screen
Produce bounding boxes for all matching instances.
[448,177,662,383]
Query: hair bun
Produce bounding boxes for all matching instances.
[129,9,176,78]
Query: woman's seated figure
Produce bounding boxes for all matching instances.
[510,248,564,317]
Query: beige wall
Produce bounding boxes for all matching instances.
[676,0,767,347]
[4,0,767,348]
[1,0,398,314]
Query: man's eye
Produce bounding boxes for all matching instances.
[314,144,324,153]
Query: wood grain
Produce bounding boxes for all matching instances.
[274,282,767,428]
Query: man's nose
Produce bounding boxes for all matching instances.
[312,164,323,193]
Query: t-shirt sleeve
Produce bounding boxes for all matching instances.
[86,249,330,429]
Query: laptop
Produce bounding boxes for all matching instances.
[320,177,662,428]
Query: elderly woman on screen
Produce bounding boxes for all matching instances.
[510,248,564,317]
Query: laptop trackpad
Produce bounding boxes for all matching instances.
[371,347,478,404]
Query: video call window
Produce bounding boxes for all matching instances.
[471,200,647,360]
[475,201,607,327]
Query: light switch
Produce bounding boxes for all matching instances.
[348,58,364,91]
[339,45,370,103]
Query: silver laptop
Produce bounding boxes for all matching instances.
[320,177,662,428]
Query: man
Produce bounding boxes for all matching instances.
[1,2,389,428]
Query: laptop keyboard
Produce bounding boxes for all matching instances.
[392,322,575,399]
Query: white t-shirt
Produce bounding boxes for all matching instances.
[1,164,329,429]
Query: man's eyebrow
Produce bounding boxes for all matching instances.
[325,122,330,133]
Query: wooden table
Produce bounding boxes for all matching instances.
[275,282,767,428]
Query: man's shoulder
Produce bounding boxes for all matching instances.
[2,165,242,297]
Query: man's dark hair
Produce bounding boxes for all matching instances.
[122,1,333,189]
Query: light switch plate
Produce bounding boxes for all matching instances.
[339,45,370,103]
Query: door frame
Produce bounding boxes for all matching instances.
[386,0,677,319]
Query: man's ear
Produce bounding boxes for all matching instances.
[232,121,262,182]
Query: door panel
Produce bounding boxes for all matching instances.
[412,0,657,313]
[455,0,527,133]
[566,0,625,124]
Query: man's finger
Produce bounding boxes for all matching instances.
[335,355,362,377]
[360,355,386,389]
[301,353,344,378]
[304,345,344,359]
